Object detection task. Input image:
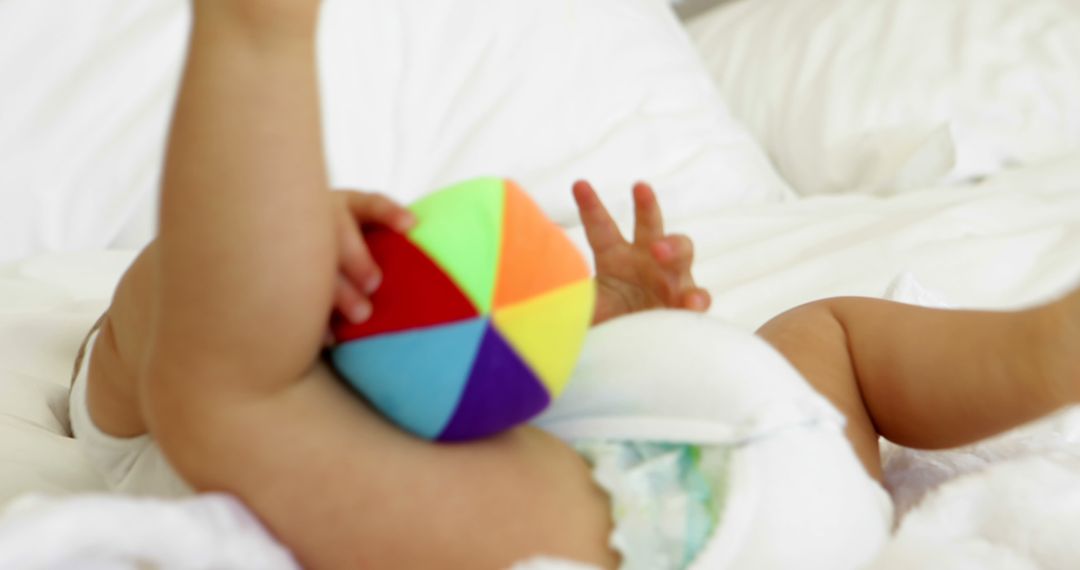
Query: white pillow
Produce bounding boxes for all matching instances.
[0,1,186,263]
[0,0,792,263]
[687,0,1080,196]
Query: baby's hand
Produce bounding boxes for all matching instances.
[331,190,416,324]
[573,181,711,325]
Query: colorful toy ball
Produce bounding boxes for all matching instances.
[330,177,595,442]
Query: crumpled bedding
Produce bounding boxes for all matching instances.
[0,493,297,569]
[1,155,1080,567]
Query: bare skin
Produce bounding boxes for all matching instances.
[757,293,1080,480]
[82,1,1080,568]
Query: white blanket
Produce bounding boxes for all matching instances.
[1,156,1080,567]
[0,494,297,570]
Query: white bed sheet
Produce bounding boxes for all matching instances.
[687,0,1080,197]
[0,0,792,264]
[2,155,1079,567]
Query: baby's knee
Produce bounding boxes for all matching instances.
[757,298,851,353]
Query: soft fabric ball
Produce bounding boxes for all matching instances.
[330,178,595,441]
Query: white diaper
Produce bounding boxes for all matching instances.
[573,440,733,570]
[535,310,894,570]
[68,328,192,498]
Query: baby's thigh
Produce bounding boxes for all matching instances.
[164,362,617,569]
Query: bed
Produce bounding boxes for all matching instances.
[2,0,1080,567]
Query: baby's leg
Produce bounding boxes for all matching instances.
[89,5,616,568]
[148,8,337,396]
[757,291,1080,479]
[89,10,337,433]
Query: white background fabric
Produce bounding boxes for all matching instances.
[688,0,1080,196]
[0,0,791,264]
[0,494,298,570]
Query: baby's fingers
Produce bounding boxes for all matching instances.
[338,190,415,232]
[335,205,381,312]
[681,288,712,312]
[573,180,627,253]
[633,182,665,245]
[653,234,709,311]
[334,274,373,324]
[650,234,694,270]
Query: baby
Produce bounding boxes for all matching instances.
[72,1,1080,568]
